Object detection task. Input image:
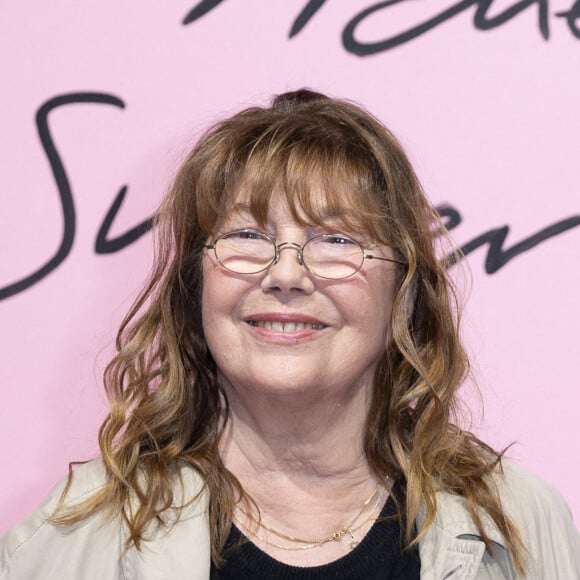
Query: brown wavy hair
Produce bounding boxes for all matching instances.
[54,89,525,572]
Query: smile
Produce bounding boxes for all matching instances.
[246,321,326,332]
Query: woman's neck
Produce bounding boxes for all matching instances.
[218,380,387,566]
[219,374,374,481]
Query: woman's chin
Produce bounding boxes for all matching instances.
[233,376,328,399]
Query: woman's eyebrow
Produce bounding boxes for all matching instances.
[230,201,350,228]
[230,202,253,216]
[233,201,345,215]
[317,208,347,221]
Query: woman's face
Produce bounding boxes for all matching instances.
[201,190,400,402]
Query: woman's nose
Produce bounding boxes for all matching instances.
[260,242,315,294]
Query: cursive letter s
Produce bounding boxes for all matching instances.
[0,92,124,301]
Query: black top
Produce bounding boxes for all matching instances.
[211,483,421,579]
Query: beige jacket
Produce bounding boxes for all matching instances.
[1,460,579,579]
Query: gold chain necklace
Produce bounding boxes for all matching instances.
[235,482,386,551]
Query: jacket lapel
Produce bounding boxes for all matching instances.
[419,534,486,579]
[417,490,508,580]
[121,517,211,580]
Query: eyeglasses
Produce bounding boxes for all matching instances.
[204,229,406,280]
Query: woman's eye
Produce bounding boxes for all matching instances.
[230,230,267,241]
[324,234,356,245]
[239,231,261,240]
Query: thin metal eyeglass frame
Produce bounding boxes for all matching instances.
[203,229,407,280]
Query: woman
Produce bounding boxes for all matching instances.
[1,89,579,579]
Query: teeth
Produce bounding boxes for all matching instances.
[248,321,325,332]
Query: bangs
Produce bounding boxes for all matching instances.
[197,121,397,244]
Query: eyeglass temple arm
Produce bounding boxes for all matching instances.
[363,253,407,266]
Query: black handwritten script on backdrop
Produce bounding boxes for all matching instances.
[183,0,580,54]
[0,93,153,302]
[1,92,578,301]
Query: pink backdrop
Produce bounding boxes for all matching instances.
[1,1,579,533]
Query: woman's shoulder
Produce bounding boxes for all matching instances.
[494,459,577,535]
[1,462,106,547]
[431,459,576,529]
[0,459,209,580]
[497,458,563,492]
[0,460,110,579]
[428,459,580,577]
[492,460,580,576]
